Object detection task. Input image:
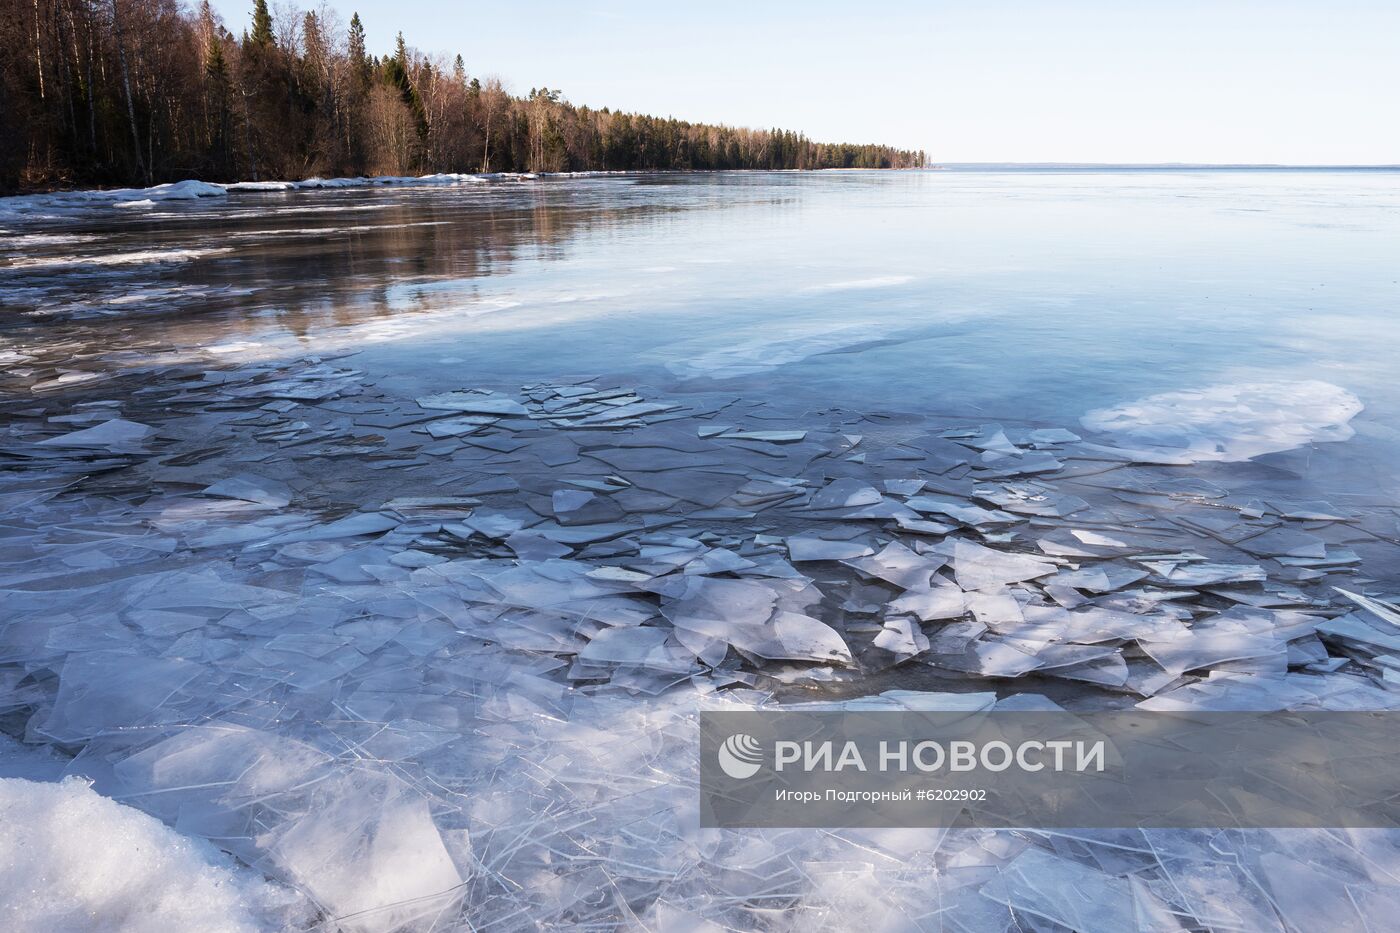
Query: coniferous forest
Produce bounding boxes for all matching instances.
[0,0,927,193]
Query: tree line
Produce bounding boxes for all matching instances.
[0,0,927,193]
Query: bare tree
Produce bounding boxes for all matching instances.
[477,77,508,173]
[110,0,147,183]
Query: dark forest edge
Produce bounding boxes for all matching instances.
[1,0,927,194]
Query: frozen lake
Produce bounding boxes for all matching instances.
[4,169,1400,930]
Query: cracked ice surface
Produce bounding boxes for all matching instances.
[4,340,1400,931]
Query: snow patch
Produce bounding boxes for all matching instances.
[1081,380,1363,462]
[0,775,305,933]
[0,180,226,221]
[7,248,230,269]
[0,233,101,248]
[2,172,617,223]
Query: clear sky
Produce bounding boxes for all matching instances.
[210,0,1398,164]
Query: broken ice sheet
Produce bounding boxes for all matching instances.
[422,416,495,438]
[888,581,967,621]
[949,539,1056,591]
[37,651,204,743]
[111,724,334,824]
[662,576,851,664]
[254,511,399,547]
[719,429,807,443]
[1334,587,1400,627]
[1270,499,1353,521]
[949,423,1021,455]
[1138,618,1287,678]
[932,635,1046,677]
[1037,527,1152,559]
[806,477,883,510]
[579,626,695,673]
[414,390,528,415]
[36,417,152,450]
[1316,612,1400,656]
[265,771,465,932]
[1236,526,1328,559]
[905,495,1016,527]
[550,488,624,525]
[980,845,1178,933]
[1050,563,1149,593]
[201,474,293,508]
[1142,559,1267,586]
[1029,427,1081,445]
[872,617,929,659]
[843,541,946,589]
[786,535,874,562]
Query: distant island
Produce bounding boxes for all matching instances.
[2,0,926,193]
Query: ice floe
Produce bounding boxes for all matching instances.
[1081,380,1364,462]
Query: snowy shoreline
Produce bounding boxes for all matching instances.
[0,168,923,222]
[0,172,619,221]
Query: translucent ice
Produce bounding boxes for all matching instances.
[202,475,294,508]
[266,772,464,933]
[951,539,1057,591]
[36,418,152,450]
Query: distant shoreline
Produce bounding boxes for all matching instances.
[7,164,1398,201]
[928,163,1400,171]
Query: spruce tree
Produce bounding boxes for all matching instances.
[250,0,274,48]
[348,14,370,88]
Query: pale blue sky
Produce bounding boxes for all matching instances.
[211,0,1399,163]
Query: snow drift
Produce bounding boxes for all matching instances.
[0,172,594,222]
[0,775,305,932]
